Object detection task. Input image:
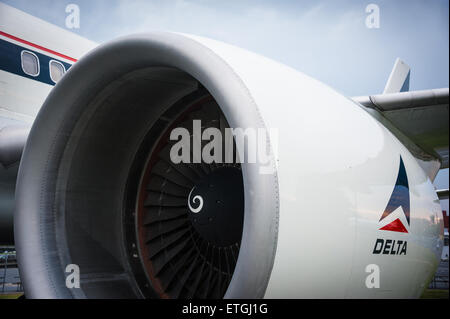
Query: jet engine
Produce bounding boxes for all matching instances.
[14,32,444,298]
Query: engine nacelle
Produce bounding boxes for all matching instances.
[14,32,444,298]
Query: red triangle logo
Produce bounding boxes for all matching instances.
[379,218,408,233]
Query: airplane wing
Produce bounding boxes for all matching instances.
[352,58,448,188]
[383,58,411,94]
[437,189,449,200]
[353,88,449,170]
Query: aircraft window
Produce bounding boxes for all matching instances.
[49,60,66,83]
[21,51,39,76]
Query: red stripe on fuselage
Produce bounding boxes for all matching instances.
[0,30,77,62]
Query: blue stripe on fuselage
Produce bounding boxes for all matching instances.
[0,38,72,85]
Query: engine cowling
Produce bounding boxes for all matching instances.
[15,32,444,299]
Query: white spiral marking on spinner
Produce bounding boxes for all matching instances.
[188,188,204,213]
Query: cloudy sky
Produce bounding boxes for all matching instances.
[3,0,449,95]
[2,0,448,211]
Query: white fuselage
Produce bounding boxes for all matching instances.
[0,2,96,125]
[0,2,96,248]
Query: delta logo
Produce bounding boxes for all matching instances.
[372,156,409,255]
[379,156,410,233]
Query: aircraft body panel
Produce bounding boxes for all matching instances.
[180,34,444,298]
